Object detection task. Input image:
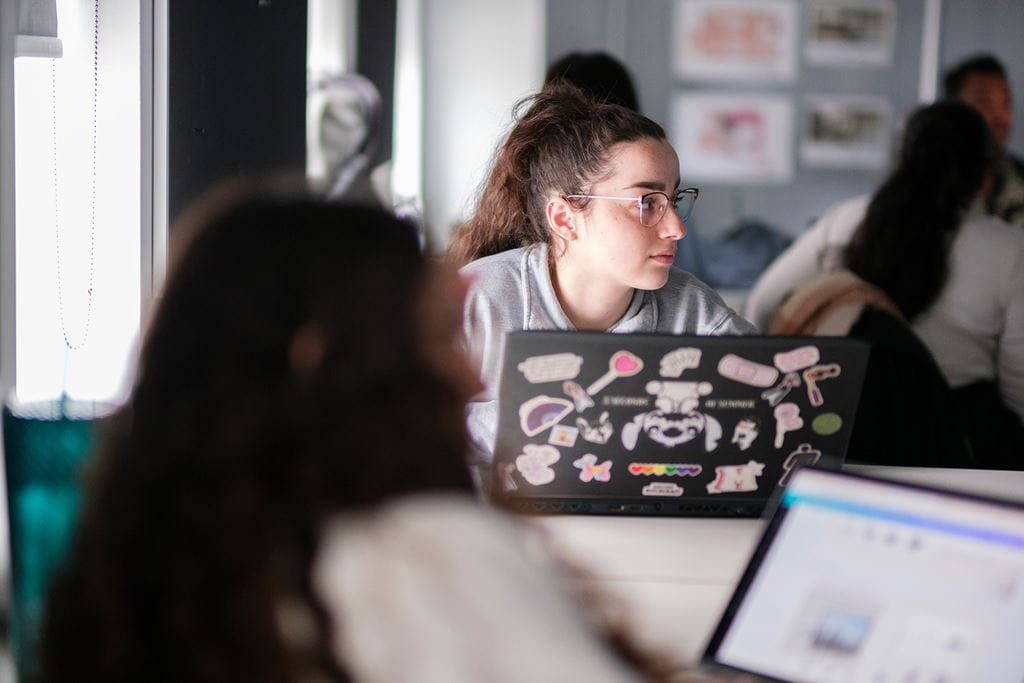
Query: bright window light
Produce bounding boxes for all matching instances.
[14,0,141,404]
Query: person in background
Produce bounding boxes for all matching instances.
[745,101,1024,466]
[944,53,1024,226]
[448,83,755,479]
[39,186,657,682]
[545,50,641,111]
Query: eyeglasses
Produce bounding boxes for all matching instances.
[563,188,699,227]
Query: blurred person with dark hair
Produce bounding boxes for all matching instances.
[40,186,658,682]
[544,51,641,111]
[944,53,1024,226]
[747,101,1024,466]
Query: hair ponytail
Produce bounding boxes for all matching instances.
[447,82,665,266]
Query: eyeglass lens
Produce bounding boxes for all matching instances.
[640,192,696,227]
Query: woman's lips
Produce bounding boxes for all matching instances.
[651,253,675,265]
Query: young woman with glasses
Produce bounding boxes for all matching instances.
[448,83,755,473]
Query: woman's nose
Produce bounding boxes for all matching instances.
[659,208,687,241]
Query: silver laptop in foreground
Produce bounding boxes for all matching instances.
[703,466,1024,682]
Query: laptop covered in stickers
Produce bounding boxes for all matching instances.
[702,466,1024,682]
[492,331,869,517]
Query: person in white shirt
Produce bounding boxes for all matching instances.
[746,101,1024,457]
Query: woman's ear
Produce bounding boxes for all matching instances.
[546,196,579,242]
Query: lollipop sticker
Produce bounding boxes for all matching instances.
[586,350,644,395]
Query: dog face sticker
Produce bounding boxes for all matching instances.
[621,380,721,451]
[576,411,613,445]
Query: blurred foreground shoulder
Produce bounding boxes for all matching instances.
[313,494,645,682]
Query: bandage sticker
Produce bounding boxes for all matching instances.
[586,350,644,395]
[576,411,613,444]
[519,395,574,436]
[548,424,579,448]
[812,412,843,436]
[732,416,761,451]
[706,460,765,494]
[517,352,584,383]
[761,372,801,407]
[562,380,595,412]
[718,354,779,387]
[627,463,702,477]
[803,364,841,406]
[774,402,804,448]
[642,482,684,497]
[515,444,560,486]
[774,345,821,373]
[573,454,613,483]
[659,347,702,377]
[780,443,822,486]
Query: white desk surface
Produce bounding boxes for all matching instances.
[528,466,1024,674]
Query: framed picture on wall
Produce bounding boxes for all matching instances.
[674,0,798,83]
[804,1,896,67]
[671,92,794,183]
[800,95,892,169]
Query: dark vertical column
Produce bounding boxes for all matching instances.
[356,0,396,167]
[168,0,308,222]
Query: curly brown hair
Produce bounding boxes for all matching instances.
[41,189,473,681]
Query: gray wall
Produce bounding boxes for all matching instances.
[547,0,1024,241]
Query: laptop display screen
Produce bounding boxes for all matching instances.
[706,468,1024,682]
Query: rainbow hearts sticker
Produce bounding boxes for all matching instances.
[628,462,702,477]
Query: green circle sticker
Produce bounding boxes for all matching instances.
[812,413,843,435]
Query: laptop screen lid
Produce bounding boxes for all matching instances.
[492,331,868,516]
[703,467,1024,683]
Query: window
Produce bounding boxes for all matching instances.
[4,0,164,403]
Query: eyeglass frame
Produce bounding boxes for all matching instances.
[562,187,700,227]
